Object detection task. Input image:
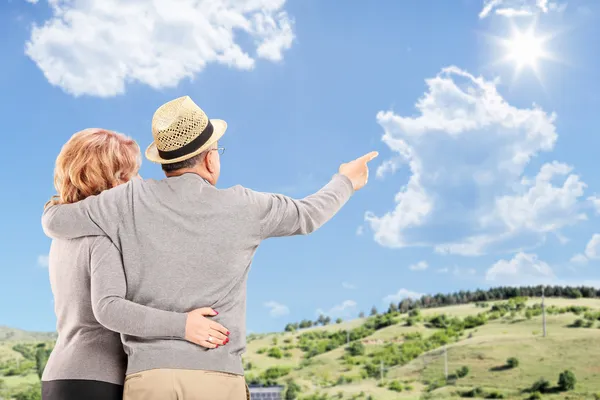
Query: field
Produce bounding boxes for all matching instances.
[243,297,600,399]
[2,297,600,399]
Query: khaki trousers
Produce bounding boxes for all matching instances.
[123,369,250,400]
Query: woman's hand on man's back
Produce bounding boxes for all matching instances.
[185,307,230,348]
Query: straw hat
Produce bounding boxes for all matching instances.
[145,96,227,164]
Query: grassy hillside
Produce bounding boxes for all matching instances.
[243,297,600,400]
[0,328,54,399]
[2,297,600,399]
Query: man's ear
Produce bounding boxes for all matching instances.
[205,151,215,173]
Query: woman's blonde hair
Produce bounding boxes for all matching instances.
[48,128,141,206]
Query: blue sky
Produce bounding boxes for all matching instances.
[1,0,600,334]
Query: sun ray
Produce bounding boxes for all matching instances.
[483,21,562,88]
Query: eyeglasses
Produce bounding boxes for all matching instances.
[211,147,225,155]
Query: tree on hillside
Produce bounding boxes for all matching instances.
[335,318,343,324]
[388,302,398,313]
[346,341,365,356]
[399,298,412,313]
[298,319,313,329]
[284,379,301,400]
[283,285,600,331]
[558,370,576,391]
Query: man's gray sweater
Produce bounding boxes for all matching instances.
[42,173,354,376]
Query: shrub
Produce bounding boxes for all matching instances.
[507,357,519,368]
[527,392,542,400]
[456,365,470,378]
[485,391,505,399]
[531,378,550,393]
[268,347,283,359]
[336,375,354,385]
[405,384,413,391]
[558,369,576,391]
[285,379,301,400]
[461,387,485,398]
[257,347,267,354]
[346,341,366,356]
[388,380,403,392]
[263,366,291,380]
[284,351,293,358]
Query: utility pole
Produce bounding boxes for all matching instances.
[347,330,350,345]
[380,360,384,383]
[444,345,448,380]
[542,286,547,338]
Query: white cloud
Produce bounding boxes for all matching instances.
[588,196,600,214]
[25,0,39,4]
[409,261,428,271]
[570,253,588,265]
[342,282,356,290]
[479,0,566,19]
[25,0,294,97]
[566,233,600,265]
[437,267,450,274]
[356,226,364,236]
[486,252,555,285]
[585,234,600,260]
[37,254,49,268]
[383,289,424,304]
[264,301,289,318]
[316,300,357,318]
[365,66,587,256]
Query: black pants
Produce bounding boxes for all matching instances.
[42,379,123,400]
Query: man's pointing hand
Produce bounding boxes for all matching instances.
[339,151,379,191]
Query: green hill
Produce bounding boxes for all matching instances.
[243,297,600,400]
[2,294,600,400]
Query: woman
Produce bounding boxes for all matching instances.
[41,128,230,400]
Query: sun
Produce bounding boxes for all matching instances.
[505,29,546,71]
[489,23,558,83]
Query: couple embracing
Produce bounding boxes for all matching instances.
[40,95,377,400]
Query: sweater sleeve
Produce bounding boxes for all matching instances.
[89,237,187,339]
[41,180,133,249]
[247,173,354,240]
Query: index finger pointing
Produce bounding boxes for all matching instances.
[359,151,379,163]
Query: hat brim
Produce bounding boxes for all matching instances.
[145,119,227,164]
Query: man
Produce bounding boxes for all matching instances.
[42,96,377,400]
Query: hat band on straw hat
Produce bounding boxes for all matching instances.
[157,120,214,160]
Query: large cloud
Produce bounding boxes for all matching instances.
[365,66,588,256]
[25,0,294,97]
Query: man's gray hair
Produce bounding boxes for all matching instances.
[161,143,217,173]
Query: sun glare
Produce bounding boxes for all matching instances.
[505,29,545,70]
[489,23,558,84]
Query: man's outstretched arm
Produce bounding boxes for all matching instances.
[250,151,377,239]
[41,180,132,246]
